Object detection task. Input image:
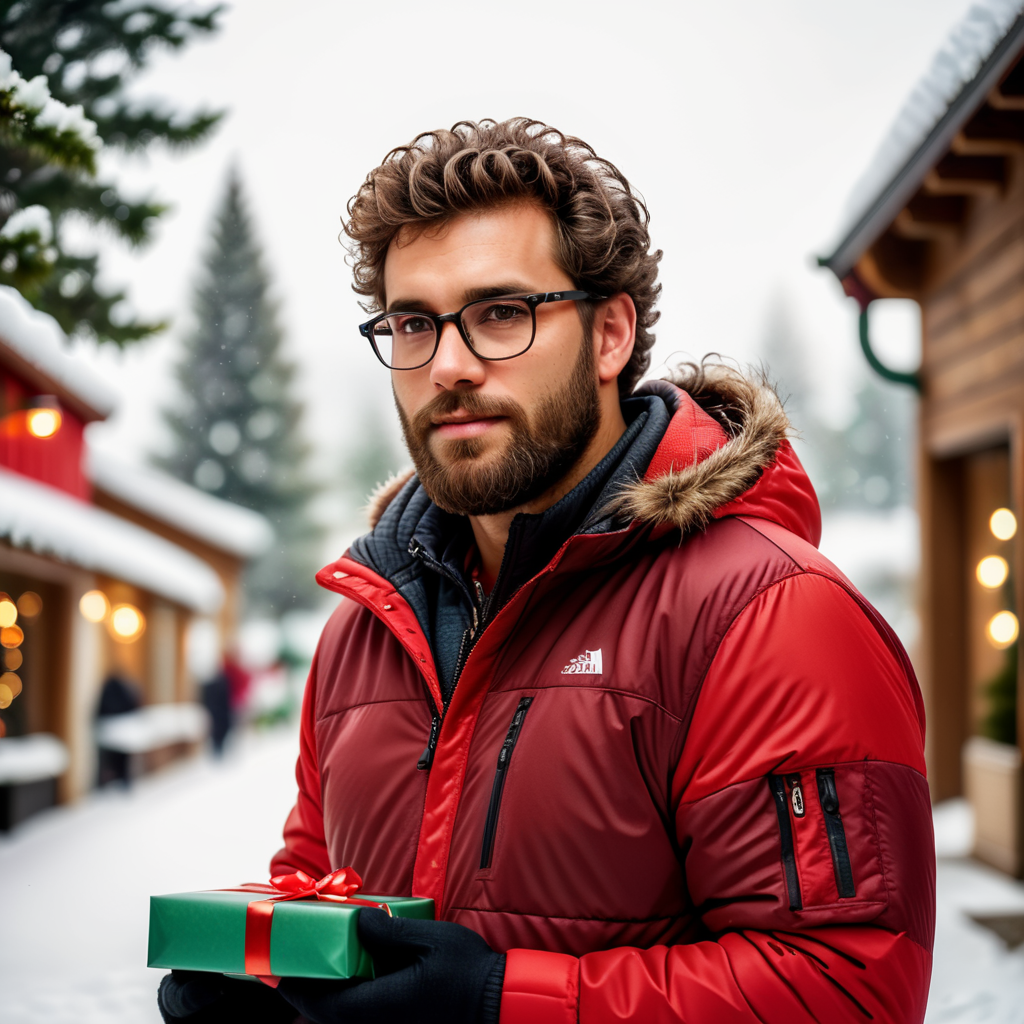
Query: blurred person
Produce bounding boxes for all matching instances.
[223,651,253,714]
[200,663,232,757]
[159,119,934,1024]
[96,670,141,787]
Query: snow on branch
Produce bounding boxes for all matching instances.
[0,48,101,176]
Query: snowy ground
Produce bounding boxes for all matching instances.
[3,731,1024,1023]
[0,726,300,1024]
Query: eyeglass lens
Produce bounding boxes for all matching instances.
[372,297,535,369]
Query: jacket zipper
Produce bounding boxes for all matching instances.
[409,540,487,771]
[451,580,488,687]
[479,697,534,869]
[769,773,803,910]
[416,713,441,771]
[816,768,856,898]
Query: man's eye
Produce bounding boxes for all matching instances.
[485,304,526,322]
[394,316,433,336]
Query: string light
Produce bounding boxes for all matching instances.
[26,407,61,438]
[0,625,23,649]
[0,596,16,628]
[0,671,21,699]
[990,508,1018,542]
[3,649,22,671]
[16,592,42,619]
[977,555,1010,589]
[987,611,1020,649]
[109,603,145,642]
[79,590,109,623]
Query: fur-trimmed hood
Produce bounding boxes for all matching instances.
[365,363,820,546]
[606,363,819,543]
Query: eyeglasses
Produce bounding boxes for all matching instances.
[359,290,605,370]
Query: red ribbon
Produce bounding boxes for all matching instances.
[221,866,391,984]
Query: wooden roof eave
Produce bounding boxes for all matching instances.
[819,13,1024,299]
[0,344,108,424]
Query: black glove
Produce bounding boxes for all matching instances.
[278,908,506,1024]
[157,969,301,1023]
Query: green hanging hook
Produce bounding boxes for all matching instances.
[858,304,922,392]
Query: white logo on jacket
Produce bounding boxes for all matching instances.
[561,649,603,675]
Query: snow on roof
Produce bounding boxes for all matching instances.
[86,447,274,560]
[827,1,1024,275]
[0,467,224,613]
[0,286,117,420]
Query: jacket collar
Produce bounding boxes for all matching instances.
[340,362,820,593]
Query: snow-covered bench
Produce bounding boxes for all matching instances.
[96,703,209,775]
[0,733,69,831]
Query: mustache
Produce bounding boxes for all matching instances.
[410,390,525,437]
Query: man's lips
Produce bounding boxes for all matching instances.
[431,415,507,440]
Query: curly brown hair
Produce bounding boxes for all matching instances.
[342,118,662,396]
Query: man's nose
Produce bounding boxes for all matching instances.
[429,320,485,390]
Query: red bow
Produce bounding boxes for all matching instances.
[224,867,390,983]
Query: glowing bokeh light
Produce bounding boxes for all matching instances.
[26,407,61,438]
[977,555,1010,589]
[0,599,16,628]
[79,590,109,623]
[0,672,22,699]
[4,648,22,671]
[0,684,11,709]
[0,625,24,649]
[987,611,1020,649]
[990,508,1018,542]
[110,603,145,642]
[17,592,42,618]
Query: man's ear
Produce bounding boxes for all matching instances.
[593,293,637,385]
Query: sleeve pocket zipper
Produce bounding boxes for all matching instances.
[817,768,856,898]
[769,773,803,910]
[479,696,533,869]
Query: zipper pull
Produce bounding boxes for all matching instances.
[786,774,805,818]
[819,770,840,815]
[496,698,532,771]
[416,714,441,771]
[473,579,490,626]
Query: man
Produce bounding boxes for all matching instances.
[159,118,934,1024]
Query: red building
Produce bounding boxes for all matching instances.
[0,286,270,827]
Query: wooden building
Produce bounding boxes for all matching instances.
[0,286,269,825]
[821,5,1024,871]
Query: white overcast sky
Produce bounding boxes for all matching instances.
[76,0,973,546]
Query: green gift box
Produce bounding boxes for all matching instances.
[148,887,434,980]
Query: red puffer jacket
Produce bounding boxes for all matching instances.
[272,367,934,1024]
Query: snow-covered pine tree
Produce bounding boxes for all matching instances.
[157,170,321,616]
[0,1,223,346]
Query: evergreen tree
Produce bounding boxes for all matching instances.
[756,292,916,512]
[759,293,816,437]
[0,1,223,346]
[0,47,99,293]
[157,170,322,616]
[340,403,407,512]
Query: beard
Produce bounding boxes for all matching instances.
[396,339,601,517]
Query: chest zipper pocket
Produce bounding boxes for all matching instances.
[817,768,856,898]
[479,697,533,870]
[768,773,802,910]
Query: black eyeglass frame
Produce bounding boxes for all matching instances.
[358,290,607,370]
